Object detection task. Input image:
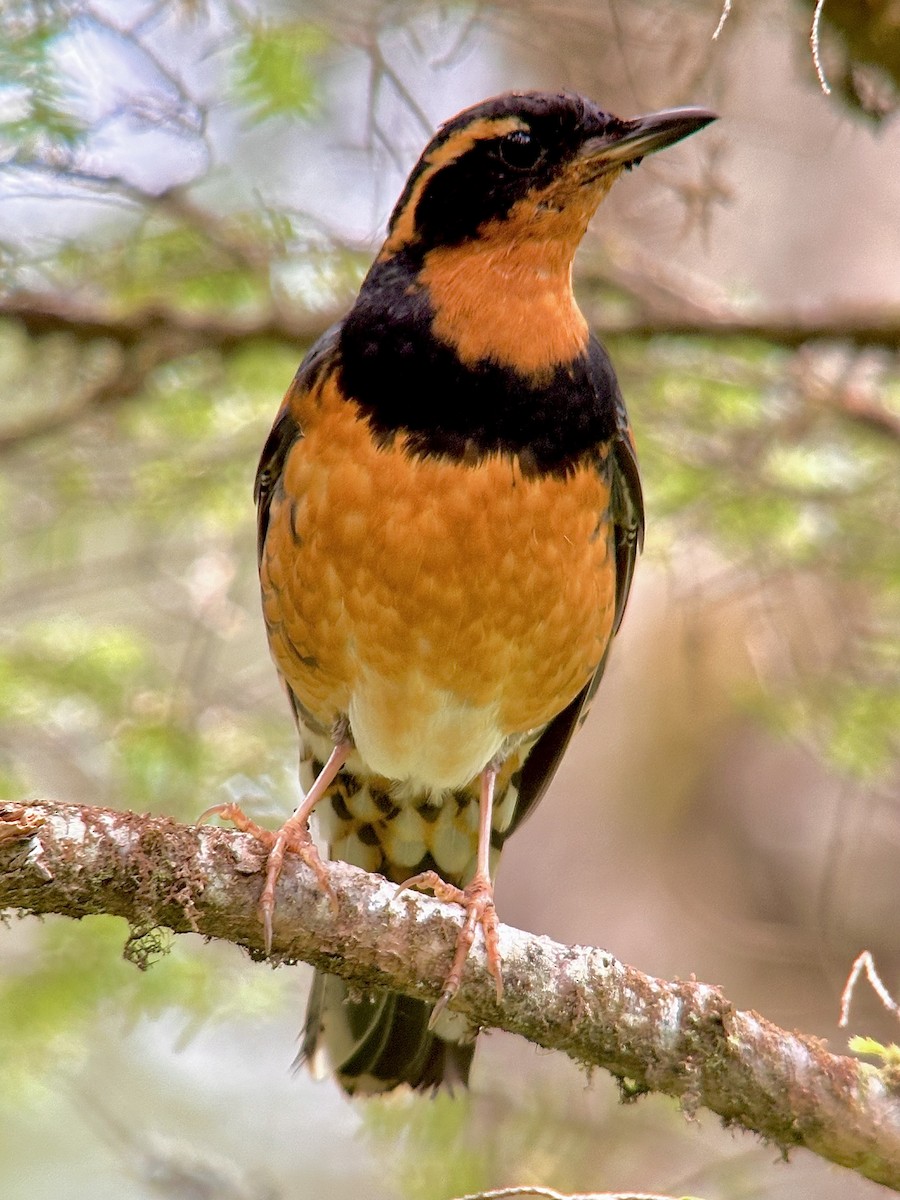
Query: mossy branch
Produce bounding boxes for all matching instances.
[2,799,899,1190]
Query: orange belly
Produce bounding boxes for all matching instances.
[260,380,616,788]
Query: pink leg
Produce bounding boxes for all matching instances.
[199,740,351,953]
[396,763,503,1023]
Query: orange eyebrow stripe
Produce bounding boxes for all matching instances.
[381,115,524,255]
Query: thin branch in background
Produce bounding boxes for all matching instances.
[370,118,412,176]
[4,291,900,357]
[710,0,834,96]
[428,4,486,70]
[840,951,900,1028]
[152,186,274,273]
[829,379,900,441]
[1,290,898,455]
[90,3,208,135]
[355,21,419,175]
[605,0,645,111]
[450,1189,693,1200]
[787,344,900,442]
[811,0,833,95]
[711,0,731,41]
[670,138,733,248]
[0,343,170,455]
[4,4,212,193]
[353,18,434,142]
[72,1087,280,1200]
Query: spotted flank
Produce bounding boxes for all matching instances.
[302,745,528,885]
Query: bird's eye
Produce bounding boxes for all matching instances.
[497,129,543,170]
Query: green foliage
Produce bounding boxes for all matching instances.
[116,719,206,811]
[364,1093,492,1200]
[0,300,306,816]
[235,22,330,120]
[49,224,269,311]
[615,334,899,779]
[0,608,292,817]
[362,1072,713,1200]
[0,620,146,720]
[823,677,900,779]
[0,8,85,157]
[0,915,287,1096]
[848,1036,900,1065]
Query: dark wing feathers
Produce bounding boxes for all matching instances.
[254,405,299,562]
[609,425,645,633]
[254,324,342,561]
[507,354,644,837]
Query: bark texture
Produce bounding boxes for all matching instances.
[2,799,899,1189]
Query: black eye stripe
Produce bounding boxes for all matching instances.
[497,129,543,169]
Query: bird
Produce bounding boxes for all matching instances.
[202,90,716,1094]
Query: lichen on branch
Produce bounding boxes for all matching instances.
[2,799,899,1191]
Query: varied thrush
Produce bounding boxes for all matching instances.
[203,91,716,1093]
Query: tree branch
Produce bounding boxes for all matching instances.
[0,340,187,455]
[0,293,339,353]
[1,292,897,453]
[3,292,898,353]
[2,800,899,1189]
[451,1190,684,1200]
[0,294,343,456]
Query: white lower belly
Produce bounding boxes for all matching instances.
[348,671,504,789]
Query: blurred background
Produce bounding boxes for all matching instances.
[0,1,898,1197]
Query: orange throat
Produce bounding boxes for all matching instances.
[416,175,618,378]
[419,233,587,378]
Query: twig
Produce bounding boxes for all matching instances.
[811,0,833,95]
[840,951,900,1028]
[450,1189,692,1200]
[0,342,177,455]
[711,0,731,41]
[710,0,834,96]
[0,294,340,351]
[1,291,897,455]
[2,292,897,454]
[2,799,900,1191]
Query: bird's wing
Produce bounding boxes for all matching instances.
[504,341,645,837]
[254,324,342,562]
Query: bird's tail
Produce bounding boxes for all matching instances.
[299,970,475,1095]
[293,738,506,1094]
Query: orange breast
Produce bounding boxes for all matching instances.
[260,377,616,786]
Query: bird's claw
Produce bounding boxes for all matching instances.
[196,802,336,954]
[195,801,274,845]
[396,869,503,1024]
[257,815,337,954]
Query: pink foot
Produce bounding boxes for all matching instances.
[397,869,503,1024]
[198,802,335,953]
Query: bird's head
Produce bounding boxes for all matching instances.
[381,91,717,260]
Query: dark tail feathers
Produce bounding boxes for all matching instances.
[300,970,475,1095]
